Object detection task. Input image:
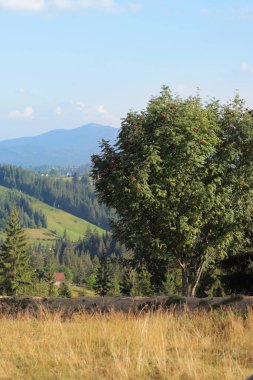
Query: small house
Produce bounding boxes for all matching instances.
[54,272,65,286]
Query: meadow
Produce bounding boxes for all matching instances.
[0,309,252,379]
[0,185,105,244]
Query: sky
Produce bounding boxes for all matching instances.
[0,0,253,140]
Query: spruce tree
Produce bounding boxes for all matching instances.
[94,251,113,296]
[44,250,58,297]
[137,269,153,296]
[58,282,72,298]
[0,209,33,295]
[120,268,133,296]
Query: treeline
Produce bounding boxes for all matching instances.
[0,164,110,229]
[27,231,253,297]
[0,189,47,229]
[1,208,253,297]
[29,231,128,286]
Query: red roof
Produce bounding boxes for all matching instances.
[54,272,65,282]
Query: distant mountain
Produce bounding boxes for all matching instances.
[0,124,119,166]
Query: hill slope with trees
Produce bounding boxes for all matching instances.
[0,164,110,229]
[0,185,105,244]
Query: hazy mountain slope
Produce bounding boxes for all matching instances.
[0,124,119,166]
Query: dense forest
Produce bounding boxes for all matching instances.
[0,164,110,229]
[0,188,47,229]
[25,229,253,297]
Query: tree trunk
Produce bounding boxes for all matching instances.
[181,267,192,297]
[191,263,205,297]
[181,261,205,297]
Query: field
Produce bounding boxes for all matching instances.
[26,196,105,242]
[0,310,252,379]
[0,185,105,243]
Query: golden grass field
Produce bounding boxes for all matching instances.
[0,309,252,380]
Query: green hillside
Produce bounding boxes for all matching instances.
[0,185,105,243]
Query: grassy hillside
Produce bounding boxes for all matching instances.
[0,185,105,243]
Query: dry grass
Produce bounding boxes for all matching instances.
[0,309,252,380]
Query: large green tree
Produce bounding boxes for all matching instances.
[0,209,33,295]
[91,87,253,296]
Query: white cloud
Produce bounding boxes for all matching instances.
[0,0,140,12]
[19,88,30,96]
[52,0,72,9]
[55,106,63,115]
[78,0,141,12]
[75,101,108,114]
[78,0,116,10]
[10,106,34,119]
[96,105,108,114]
[0,0,45,11]
[75,101,87,111]
[241,62,253,75]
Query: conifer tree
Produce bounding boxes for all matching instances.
[44,250,58,297]
[58,282,72,298]
[94,251,113,296]
[0,209,33,295]
[137,269,153,296]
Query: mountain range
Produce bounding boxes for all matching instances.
[0,124,119,166]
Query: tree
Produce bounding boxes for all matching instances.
[0,209,33,295]
[58,282,72,298]
[91,87,253,296]
[44,250,58,297]
[137,269,153,296]
[94,251,113,296]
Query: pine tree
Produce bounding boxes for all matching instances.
[94,251,113,296]
[0,209,33,295]
[137,269,153,296]
[58,282,72,298]
[108,275,121,296]
[44,250,58,297]
[120,267,134,296]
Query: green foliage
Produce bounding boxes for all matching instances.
[108,276,121,296]
[0,186,47,229]
[92,87,253,296]
[0,209,33,295]
[120,268,133,295]
[137,269,153,296]
[162,269,181,296]
[19,280,49,297]
[85,273,96,290]
[0,164,110,229]
[58,282,72,298]
[44,250,58,297]
[94,251,113,296]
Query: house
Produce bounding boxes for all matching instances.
[54,272,65,286]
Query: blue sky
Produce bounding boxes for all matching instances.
[0,0,253,140]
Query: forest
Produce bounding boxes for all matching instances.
[0,164,110,229]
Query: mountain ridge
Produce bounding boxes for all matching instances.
[0,124,119,166]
